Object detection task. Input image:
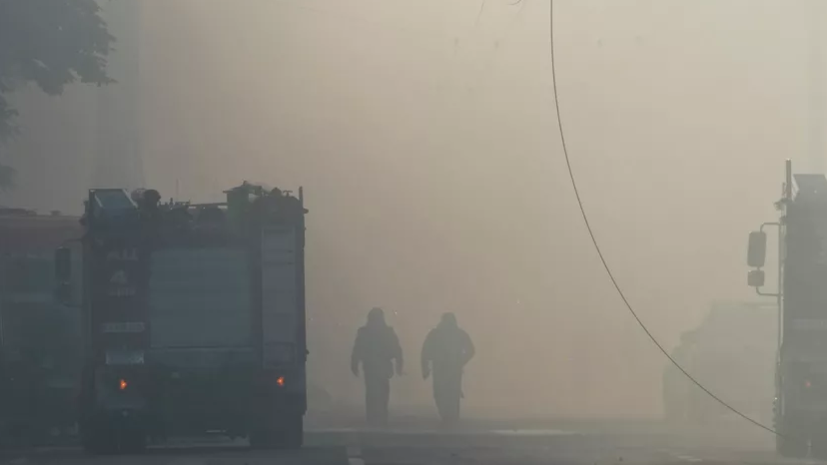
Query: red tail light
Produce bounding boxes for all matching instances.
[119,378,128,391]
[276,376,285,387]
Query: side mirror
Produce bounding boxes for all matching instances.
[748,269,766,288]
[54,247,72,305]
[748,231,767,268]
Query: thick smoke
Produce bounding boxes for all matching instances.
[1,0,814,418]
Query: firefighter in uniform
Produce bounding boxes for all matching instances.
[351,308,403,426]
[421,313,475,424]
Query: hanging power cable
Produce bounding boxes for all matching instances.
[548,0,781,438]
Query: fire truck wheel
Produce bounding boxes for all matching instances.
[118,429,147,454]
[776,432,807,458]
[81,423,115,455]
[83,420,146,455]
[282,415,304,449]
[250,414,303,449]
[810,431,827,460]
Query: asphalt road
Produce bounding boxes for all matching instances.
[0,418,810,465]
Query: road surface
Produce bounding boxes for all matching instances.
[0,418,809,465]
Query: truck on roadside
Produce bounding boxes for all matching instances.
[747,161,827,458]
[54,183,308,453]
[0,208,83,446]
[662,301,776,425]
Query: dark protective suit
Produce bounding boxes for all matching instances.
[421,313,475,424]
[351,308,403,426]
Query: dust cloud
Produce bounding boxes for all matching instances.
[0,0,817,419]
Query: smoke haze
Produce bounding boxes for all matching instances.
[1,0,819,418]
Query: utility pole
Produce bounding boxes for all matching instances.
[809,0,825,174]
[92,0,144,189]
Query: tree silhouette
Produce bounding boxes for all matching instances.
[0,0,113,189]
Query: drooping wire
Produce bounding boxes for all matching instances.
[548,0,781,438]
